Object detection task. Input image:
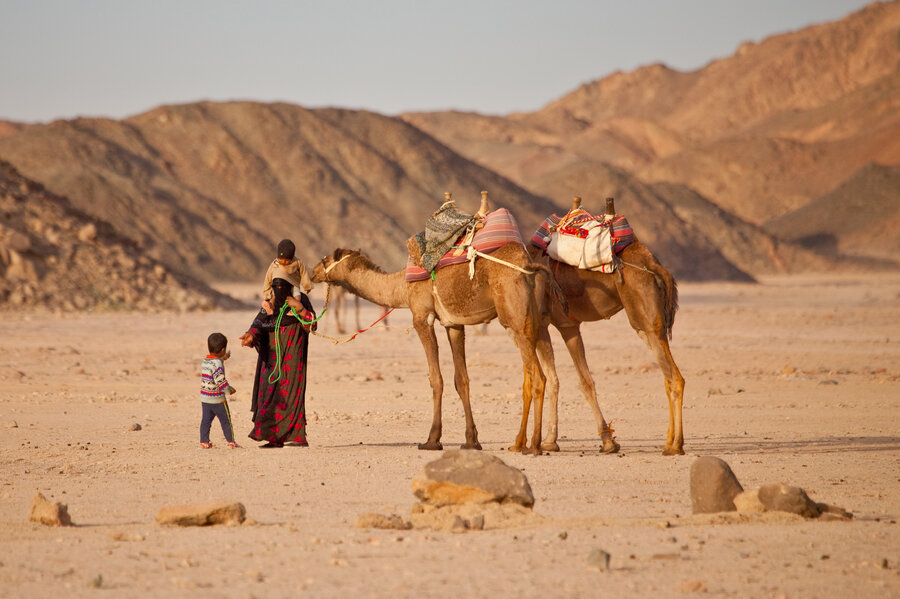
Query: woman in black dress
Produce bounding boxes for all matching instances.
[240,277,316,448]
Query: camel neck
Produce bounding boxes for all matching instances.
[331,267,409,309]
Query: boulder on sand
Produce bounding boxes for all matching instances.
[690,456,744,514]
[412,449,534,508]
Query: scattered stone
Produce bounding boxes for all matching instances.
[818,379,839,386]
[449,515,468,533]
[411,449,534,508]
[558,531,568,540]
[816,503,853,520]
[156,501,246,526]
[129,423,142,431]
[77,223,97,242]
[681,580,708,593]
[690,456,744,514]
[354,513,412,530]
[5,421,17,429]
[409,501,536,532]
[87,574,103,588]
[29,493,73,526]
[586,548,611,571]
[469,514,485,530]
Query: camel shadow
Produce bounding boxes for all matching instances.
[547,435,900,455]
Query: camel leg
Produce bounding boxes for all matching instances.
[446,326,481,450]
[512,332,545,456]
[558,324,620,454]
[648,336,685,456]
[535,324,562,452]
[509,362,531,453]
[413,319,444,450]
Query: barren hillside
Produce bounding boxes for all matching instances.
[0,103,556,282]
[765,163,900,261]
[0,160,241,311]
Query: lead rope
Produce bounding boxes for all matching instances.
[267,301,327,384]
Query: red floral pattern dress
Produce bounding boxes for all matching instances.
[246,296,314,446]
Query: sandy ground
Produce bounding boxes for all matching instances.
[1,275,899,598]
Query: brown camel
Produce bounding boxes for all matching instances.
[530,197,685,455]
[311,197,552,454]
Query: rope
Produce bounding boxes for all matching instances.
[620,260,655,275]
[311,306,396,344]
[466,246,534,279]
[267,302,326,384]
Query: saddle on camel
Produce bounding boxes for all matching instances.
[528,196,685,456]
[405,192,525,281]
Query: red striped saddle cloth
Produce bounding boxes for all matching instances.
[405,208,524,282]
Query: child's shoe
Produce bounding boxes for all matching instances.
[200,442,213,449]
[226,442,241,448]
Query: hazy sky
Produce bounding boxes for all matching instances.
[0,0,874,123]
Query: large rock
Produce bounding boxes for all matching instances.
[734,484,852,519]
[757,483,821,518]
[690,456,744,514]
[156,501,246,526]
[412,450,534,508]
[29,493,73,526]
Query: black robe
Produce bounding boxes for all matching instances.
[246,294,315,445]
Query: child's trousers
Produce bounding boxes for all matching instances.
[200,402,235,443]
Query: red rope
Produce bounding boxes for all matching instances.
[347,307,395,341]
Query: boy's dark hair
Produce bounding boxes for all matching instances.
[277,239,295,260]
[207,332,228,355]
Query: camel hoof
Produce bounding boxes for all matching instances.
[418,441,443,451]
[601,439,620,454]
[461,442,482,450]
[540,441,560,452]
[662,445,685,456]
[523,446,542,456]
[508,444,525,452]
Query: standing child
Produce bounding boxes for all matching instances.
[200,332,239,448]
[261,239,313,314]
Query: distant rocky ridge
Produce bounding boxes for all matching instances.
[0,160,242,312]
[0,103,557,284]
[0,3,896,313]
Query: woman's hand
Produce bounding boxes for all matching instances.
[239,332,254,347]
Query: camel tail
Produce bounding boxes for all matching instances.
[649,259,678,341]
[528,263,569,315]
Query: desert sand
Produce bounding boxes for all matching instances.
[1,274,898,598]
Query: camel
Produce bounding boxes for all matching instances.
[530,197,685,456]
[311,193,552,454]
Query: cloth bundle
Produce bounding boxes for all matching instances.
[531,208,634,273]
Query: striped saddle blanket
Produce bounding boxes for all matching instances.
[405,208,524,282]
[531,208,634,273]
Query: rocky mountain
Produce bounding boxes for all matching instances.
[0,102,557,283]
[402,2,900,263]
[0,160,242,312]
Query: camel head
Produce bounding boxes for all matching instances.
[312,248,359,284]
